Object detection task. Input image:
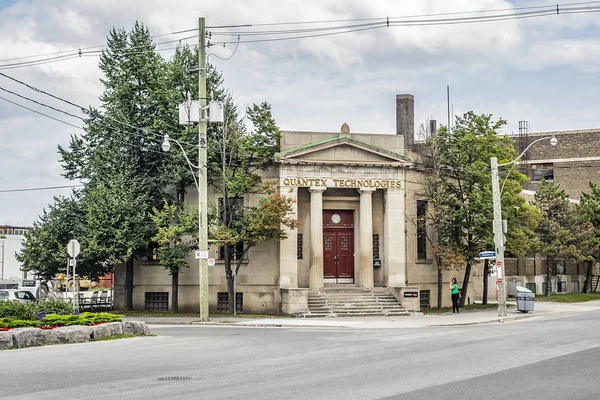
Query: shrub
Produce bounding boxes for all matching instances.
[0,300,74,321]
[0,318,40,329]
[0,302,36,320]
[36,300,73,316]
[41,312,122,327]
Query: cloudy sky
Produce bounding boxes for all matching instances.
[0,0,599,226]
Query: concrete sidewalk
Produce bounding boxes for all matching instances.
[124,300,600,329]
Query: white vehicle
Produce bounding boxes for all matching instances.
[0,289,37,303]
[0,279,48,300]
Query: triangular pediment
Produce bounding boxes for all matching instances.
[277,136,413,166]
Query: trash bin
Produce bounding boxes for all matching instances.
[516,286,534,313]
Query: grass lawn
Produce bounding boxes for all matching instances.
[421,303,499,314]
[534,292,600,303]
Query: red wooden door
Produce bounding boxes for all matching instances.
[323,229,354,282]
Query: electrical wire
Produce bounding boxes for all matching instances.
[2,1,598,69]
[207,0,600,29]
[0,95,83,129]
[0,85,85,121]
[0,29,198,63]
[0,185,83,193]
[0,72,198,149]
[208,36,240,62]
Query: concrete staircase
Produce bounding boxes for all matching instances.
[299,287,410,318]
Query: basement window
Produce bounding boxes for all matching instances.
[531,163,554,182]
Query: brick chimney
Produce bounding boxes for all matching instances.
[396,94,414,149]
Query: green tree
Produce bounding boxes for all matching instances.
[576,182,600,292]
[150,200,198,312]
[208,101,296,313]
[534,180,595,295]
[58,22,173,309]
[432,112,521,306]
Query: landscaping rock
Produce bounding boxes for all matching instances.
[122,321,150,336]
[92,322,123,339]
[0,331,13,350]
[46,326,92,344]
[11,328,49,349]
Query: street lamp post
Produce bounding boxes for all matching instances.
[161,17,223,322]
[492,134,557,319]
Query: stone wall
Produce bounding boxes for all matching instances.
[514,129,600,199]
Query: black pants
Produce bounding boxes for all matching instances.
[451,293,460,313]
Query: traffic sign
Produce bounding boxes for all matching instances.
[67,239,80,258]
[208,258,215,267]
[195,251,209,259]
[479,251,496,260]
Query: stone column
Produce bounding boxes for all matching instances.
[309,187,326,289]
[279,185,298,288]
[359,188,375,288]
[384,187,406,287]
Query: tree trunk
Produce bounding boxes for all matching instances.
[227,273,235,315]
[482,259,489,305]
[545,257,553,296]
[171,271,179,313]
[584,260,594,294]
[460,261,471,307]
[124,256,134,310]
[436,257,443,309]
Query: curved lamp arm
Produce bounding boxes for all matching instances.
[162,134,200,190]
[500,134,557,194]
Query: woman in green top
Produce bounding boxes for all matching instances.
[450,278,460,313]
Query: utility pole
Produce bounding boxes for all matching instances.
[491,157,506,318]
[198,17,209,322]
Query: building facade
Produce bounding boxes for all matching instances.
[0,225,30,282]
[502,128,600,295]
[114,94,479,313]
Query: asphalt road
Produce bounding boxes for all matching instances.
[2,311,600,400]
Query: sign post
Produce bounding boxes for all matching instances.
[67,239,81,313]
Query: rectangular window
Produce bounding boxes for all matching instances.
[558,281,567,293]
[217,292,243,313]
[417,200,427,259]
[531,163,554,182]
[526,283,536,293]
[419,290,430,310]
[144,292,169,312]
[572,281,580,293]
[297,234,303,260]
[218,197,244,260]
[373,234,380,259]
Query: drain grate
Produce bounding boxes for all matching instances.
[158,376,192,381]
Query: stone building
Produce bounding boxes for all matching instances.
[114,94,478,314]
[502,128,600,295]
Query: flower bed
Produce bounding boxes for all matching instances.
[0,313,122,331]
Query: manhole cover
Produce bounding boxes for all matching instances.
[158,377,192,381]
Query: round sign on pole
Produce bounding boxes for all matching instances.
[67,239,81,258]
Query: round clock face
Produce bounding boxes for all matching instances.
[331,213,341,224]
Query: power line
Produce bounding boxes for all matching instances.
[0,95,83,129]
[215,1,600,44]
[0,72,198,149]
[0,184,82,193]
[0,29,198,63]
[0,85,85,121]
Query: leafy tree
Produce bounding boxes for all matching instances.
[208,101,296,313]
[534,180,595,295]
[412,127,464,308]
[432,112,521,306]
[150,200,198,312]
[58,22,173,309]
[576,182,600,292]
[17,195,85,281]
